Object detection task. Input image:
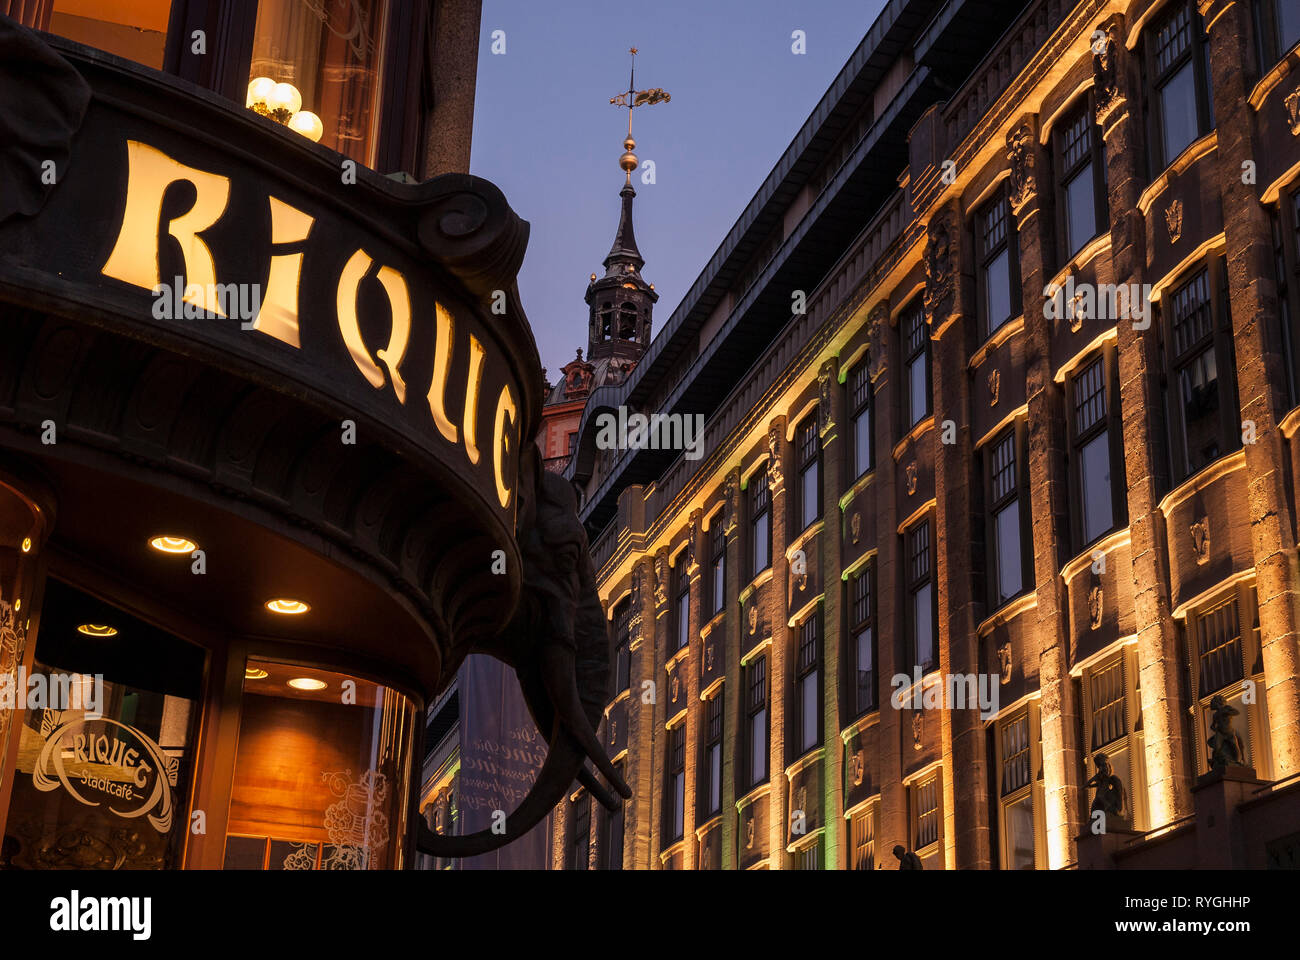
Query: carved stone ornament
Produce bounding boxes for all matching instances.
[767,425,784,489]
[701,844,711,869]
[1088,581,1104,630]
[1092,20,1126,128]
[851,750,865,786]
[686,517,698,573]
[906,461,918,496]
[705,641,715,672]
[1191,516,1210,564]
[796,572,808,593]
[923,212,956,322]
[1006,123,1037,214]
[850,511,861,545]
[1165,198,1183,244]
[988,369,1000,406]
[1069,284,1086,334]
[745,815,756,849]
[912,712,923,750]
[725,474,740,535]
[997,642,1012,685]
[610,717,617,743]
[866,303,889,384]
[796,786,807,814]
[671,671,681,703]
[654,555,668,606]
[818,364,837,437]
[748,603,758,636]
[1284,86,1300,137]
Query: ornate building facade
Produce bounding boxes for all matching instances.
[559,0,1300,869]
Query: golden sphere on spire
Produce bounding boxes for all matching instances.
[619,150,638,173]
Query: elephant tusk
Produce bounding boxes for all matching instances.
[540,645,632,799]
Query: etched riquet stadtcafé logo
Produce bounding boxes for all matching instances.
[33,709,180,832]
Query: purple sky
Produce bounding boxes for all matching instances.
[469,0,886,380]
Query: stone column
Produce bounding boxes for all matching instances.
[818,359,846,868]
[1008,114,1085,866]
[766,416,790,869]
[1095,14,1193,824]
[682,510,703,867]
[624,557,656,868]
[1199,0,1300,779]
[649,546,671,865]
[925,199,992,869]
[721,469,743,868]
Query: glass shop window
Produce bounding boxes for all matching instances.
[248,0,390,165]
[223,657,415,870]
[1,579,204,870]
[45,0,172,69]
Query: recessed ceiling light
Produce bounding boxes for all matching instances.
[150,535,197,554]
[77,624,118,637]
[266,599,310,615]
[244,667,269,680]
[287,677,327,691]
[21,537,32,553]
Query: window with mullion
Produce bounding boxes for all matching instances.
[797,414,822,531]
[749,468,772,579]
[1146,1,1213,171]
[850,361,873,480]
[1055,101,1109,262]
[613,599,631,694]
[1165,263,1239,481]
[1069,355,1118,548]
[745,655,769,788]
[911,774,942,869]
[978,189,1020,338]
[703,694,723,816]
[604,761,625,869]
[675,563,691,652]
[1254,0,1300,69]
[850,804,876,871]
[709,521,726,616]
[568,794,590,870]
[906,519,936,674]
[1270,191,1300,408]
[667,723,686,842]
[796,608,822,754]
[903,301,931,429]
[998,711,1036,870]
[850,565,876,716]
[986,429,1025,606]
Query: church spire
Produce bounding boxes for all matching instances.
[585,49,669,363]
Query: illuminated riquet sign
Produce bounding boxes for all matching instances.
[96,139,519,511]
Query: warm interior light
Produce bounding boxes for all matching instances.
[287,110,324,143]
[78,624,118,637]
[287,677,327,691]
[150,535,197,554]
[246,75,276,108]
[266,599,310,615]
[21,537,32,553]
[244,666,269,680]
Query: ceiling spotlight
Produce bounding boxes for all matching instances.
[266,599,310,615]
[78,624,118,637]
[287,677,327,691]
[21,537,32,553]
[150,536,197,554]
[244,667,269,680]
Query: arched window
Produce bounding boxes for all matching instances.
[599,303,613,339]
[618,302,637,339]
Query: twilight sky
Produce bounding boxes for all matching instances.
[469,0,887,380]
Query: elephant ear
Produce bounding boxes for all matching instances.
[0,12,91,224]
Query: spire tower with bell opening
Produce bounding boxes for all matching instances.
[585,48,668,364]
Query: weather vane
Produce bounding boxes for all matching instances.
[609,47,670,183]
